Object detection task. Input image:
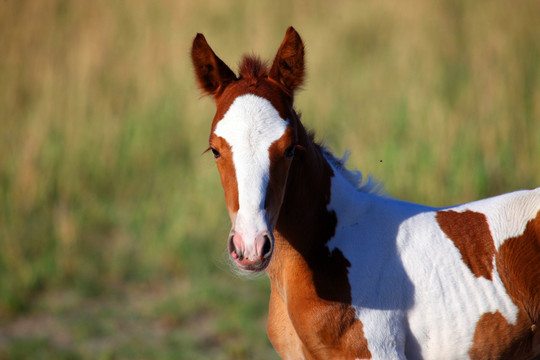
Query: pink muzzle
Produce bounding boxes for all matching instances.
[228,229,274,272]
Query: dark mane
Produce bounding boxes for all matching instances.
[238,55,269,82]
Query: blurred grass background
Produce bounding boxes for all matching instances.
[0,0,539,359]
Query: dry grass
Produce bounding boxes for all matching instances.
[0,0,539,358]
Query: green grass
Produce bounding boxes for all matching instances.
[0,277,273,359]
[0,0,539,358]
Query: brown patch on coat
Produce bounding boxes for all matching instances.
[497,211,540,326]
[469,310,536,360]
[470,210,540,359]
[436,210,496,280]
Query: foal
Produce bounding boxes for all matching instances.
[191,27,540,359]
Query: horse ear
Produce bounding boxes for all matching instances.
[269,26,305,93]
[191,33,237,97]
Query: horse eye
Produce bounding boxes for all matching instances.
[284,145,296,159]
[211,148,221,159]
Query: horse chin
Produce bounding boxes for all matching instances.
[234,256,271,273]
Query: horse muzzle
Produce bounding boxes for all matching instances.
[228,229,274,272]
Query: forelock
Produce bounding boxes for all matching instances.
[238,55,269,82]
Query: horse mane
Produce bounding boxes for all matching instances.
[319,144,385,195]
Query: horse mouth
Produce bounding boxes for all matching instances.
[233,256,271,273]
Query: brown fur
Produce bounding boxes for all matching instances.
[266,127,297,228]
[436,210,496,280]
[491,211,540,358]
[239,55,269,82]
[191,33,236,97]
[497,212,540,325]
[469,310,536,360]
[269,27,305,94]
[211,138,239,217]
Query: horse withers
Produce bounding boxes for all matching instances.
[191,27,540,359]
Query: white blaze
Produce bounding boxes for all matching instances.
[214,94,288,247]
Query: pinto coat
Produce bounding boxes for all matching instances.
[191,26,540,359]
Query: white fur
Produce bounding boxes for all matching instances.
[324,154,540,359]
[215,94,289,258]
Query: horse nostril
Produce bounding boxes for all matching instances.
[231,244,244,261]
[261,234,272,259]
[228,231,244,261]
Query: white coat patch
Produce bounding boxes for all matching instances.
[323,157,529,359]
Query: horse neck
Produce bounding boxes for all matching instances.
[267,119,344,282]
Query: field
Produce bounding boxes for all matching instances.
[1,1,539,359]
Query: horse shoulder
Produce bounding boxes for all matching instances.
[286,295,372,360]
[268,256,373,359]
